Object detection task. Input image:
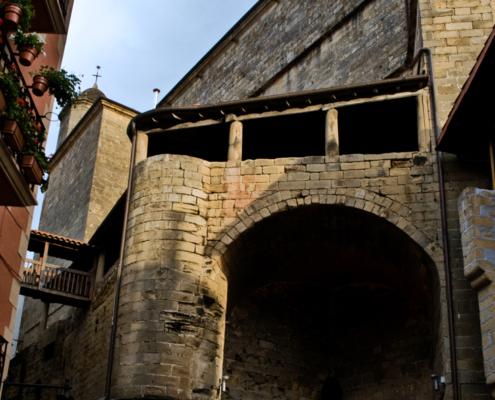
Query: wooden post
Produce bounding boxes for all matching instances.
[228,121,243,163]
[38,242,49,289]
[135,132,149,165]
[490,139,495,190]
[325,109,339,157]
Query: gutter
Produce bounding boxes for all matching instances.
[406,48,459,400]
[100,121,138,400]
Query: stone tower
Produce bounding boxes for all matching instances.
[39,87,137,242]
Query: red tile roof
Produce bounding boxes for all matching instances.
[30,230,97,249]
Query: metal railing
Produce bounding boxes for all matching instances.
[22,259,94,301]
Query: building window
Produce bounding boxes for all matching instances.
[0,335,8,379]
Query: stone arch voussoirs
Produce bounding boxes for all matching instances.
[207,188,444,266]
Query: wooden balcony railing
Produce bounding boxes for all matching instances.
[22,260,94,302]
[21,231,98,307]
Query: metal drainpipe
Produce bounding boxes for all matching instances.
[100,121,138,400]
[406,48,459,400]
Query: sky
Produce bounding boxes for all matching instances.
[31,0,259,230]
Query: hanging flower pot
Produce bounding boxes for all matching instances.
[3,4,23,32]
[19,45,39,67]
[32,75,49,97]
[2,119,25,153]
[21,154,43,185]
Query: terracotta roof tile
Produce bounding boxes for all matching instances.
[30,230,96,249]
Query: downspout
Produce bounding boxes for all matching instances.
[406,48,459,400]
[100,121,138,400]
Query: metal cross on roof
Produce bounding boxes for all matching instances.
[93,66,102,85]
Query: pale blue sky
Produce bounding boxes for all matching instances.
[32,0,259,229]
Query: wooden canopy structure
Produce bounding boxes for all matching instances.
[20,230,99,307]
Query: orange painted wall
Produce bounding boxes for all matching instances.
[0,206,26,331]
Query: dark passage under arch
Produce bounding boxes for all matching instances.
[220,204,442,400]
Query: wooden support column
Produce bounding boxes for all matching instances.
[325,109,339,157]
[135,133,149,165]
[228,121,243,163]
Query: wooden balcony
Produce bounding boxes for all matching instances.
[20,230,98,307]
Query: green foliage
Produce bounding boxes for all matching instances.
[31,66,81,108]
[0,0,35,32]
[0,68,50,191]
[0,70,19,103]
[11,30,45,56]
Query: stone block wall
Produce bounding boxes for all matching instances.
[224,282,434,400]
[459,187,495,396]
[39,107,103,241]
[420,0,494,125]
[111,149,450,399]
[39,100,135,242]
[85,103,135,241]
[112,155,227,400]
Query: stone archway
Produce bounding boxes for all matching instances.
[113,155,449,400]
[216,203,444,399]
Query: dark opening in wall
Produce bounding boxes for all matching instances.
[148,123,230,162]
[322,376,343,400]
[338,97,418,155]
[242,111,326,160]
[44,342,55,361]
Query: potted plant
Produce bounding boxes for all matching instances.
[0,69,50,190]
[0,70,26,152]
[22,126,49,189]
[30,66,81,107]
[11,30,45,66]
[0,0,35,32]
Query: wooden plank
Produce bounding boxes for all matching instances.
[38,286,91,301]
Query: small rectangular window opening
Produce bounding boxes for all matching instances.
[148,123,230,162]
[242,111,326,160]
[338,97,419,155]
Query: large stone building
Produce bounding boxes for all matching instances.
[6,0,495,399]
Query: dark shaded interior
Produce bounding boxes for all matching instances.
[89,193,126,275]
[148,123,230,162]
[146,98,422,161]
[222,204,438,312]
[338,97,419,155]
[242,111,326,160]
[221,204,441,399]
[224,282,434,399]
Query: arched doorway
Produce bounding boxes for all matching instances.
[220,204,442,399]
